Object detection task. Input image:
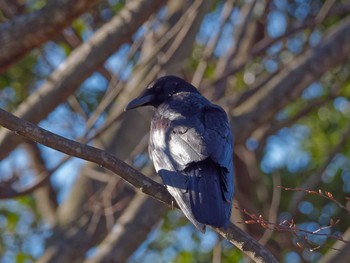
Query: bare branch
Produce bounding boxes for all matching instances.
[25,141,58,225]
[212,0,258,100]
[0,107,170,204]
[0,108,277,263]
[214,224,278,263]
[236,205,349,246]
[213,0,342,88]
[319,227,350,263]
[284,184,350,214]
[0,0,167,160]
[259,173,281,245]
[0,168,51,199]
[191,0,235,87]
[232,16,350,144]
[0,0,100,71]
[84,194,167,263]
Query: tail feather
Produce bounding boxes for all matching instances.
[185,159,230,228]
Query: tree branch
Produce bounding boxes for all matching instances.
[0,107,169,204]
[0,0,100,71]
[0,0,167,160]
[84,194,167,263]
[0,107,277,263]
[232,16,350,144]
[24,141,58,225]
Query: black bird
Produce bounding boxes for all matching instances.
[125,76,234,232]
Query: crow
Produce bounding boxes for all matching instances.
[125,75,234,232]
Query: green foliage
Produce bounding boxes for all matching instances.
[71,18,86,37]
[109,0,127,13]
[0,53,38,111]
[16,252,31,263]
[222,245,245,262]
[27,0,46,12]
[2,209,20,232]
[173,251,193,263]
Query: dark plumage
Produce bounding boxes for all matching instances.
[125,75,234,232]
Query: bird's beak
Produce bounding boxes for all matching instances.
[124,94,155,111]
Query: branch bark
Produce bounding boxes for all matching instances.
[0,0,167,160]
[0,107,278,263]
[0,0,100,71]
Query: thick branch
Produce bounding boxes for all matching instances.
[0,0,100,71]
[0,0,167,160]
[233,16,350,144]
[0,108,277,263]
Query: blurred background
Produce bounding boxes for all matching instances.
[0,0,350,262]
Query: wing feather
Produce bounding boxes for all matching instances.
[203,105,234,202]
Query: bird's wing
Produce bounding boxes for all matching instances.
[202,104,234,203]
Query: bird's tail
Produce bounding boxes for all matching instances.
[184,158,231,229]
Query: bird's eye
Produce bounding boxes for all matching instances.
[168,89,176,97]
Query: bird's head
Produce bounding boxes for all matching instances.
[125,75,200,110]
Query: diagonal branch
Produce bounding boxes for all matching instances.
[0,107,278,263]
[0,0,167,160]
[0,107,169,204]
[0,0,100,72]
[232,16,350,144]
[84,194,167,263]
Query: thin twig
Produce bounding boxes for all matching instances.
[259,172,281,245]
[280,186,350,213]
[236,205,349,245]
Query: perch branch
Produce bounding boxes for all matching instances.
[0,107,277,263]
